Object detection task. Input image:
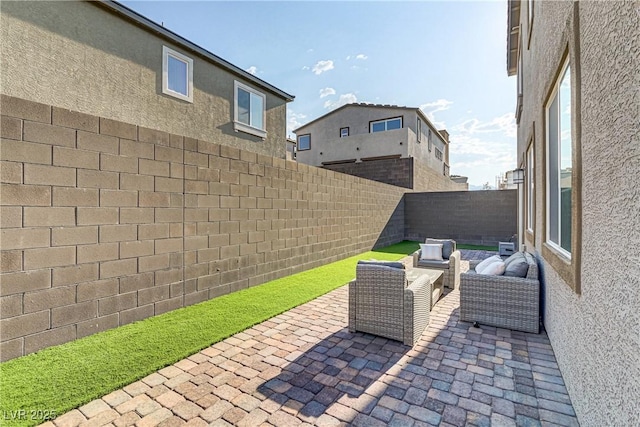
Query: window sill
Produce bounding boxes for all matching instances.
[234,121,267,140]
[162,88,193,103]
[542,241,580,294]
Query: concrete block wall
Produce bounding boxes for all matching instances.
[404,190,517,246]
[323,157,413,189]
[412,160,467,192]
[323,157,466,192]
[0,95,406,361]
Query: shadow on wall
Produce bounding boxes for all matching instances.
[373,198,406,249]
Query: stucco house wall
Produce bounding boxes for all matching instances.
[294,104,447,169]
[294,104,460,191]
[0,0,292,158]
[512,1,639,425]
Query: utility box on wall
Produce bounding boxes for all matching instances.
[499,242,516,256]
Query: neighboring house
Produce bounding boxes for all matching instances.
[507,1,639,425]
[285,137,297,161]
[294,103,466,191]
[0,0,294,158]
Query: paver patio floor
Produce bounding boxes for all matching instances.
[48,251,578,427]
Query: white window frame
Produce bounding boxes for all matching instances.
[162,46,193,103]
[370,117,402,133]
[340,127,349,138]
[234,81,267,139]
[417,118,422,142]
[545,59,572,258]
[526,143,534,233]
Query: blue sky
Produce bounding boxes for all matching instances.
[122,0,517,188]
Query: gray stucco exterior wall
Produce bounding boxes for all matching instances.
[515,1,639,425]
[0,1,290,158]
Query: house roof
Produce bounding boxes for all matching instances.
[94,0,295,102]
[293,102,448,142]
[506,0,521,76]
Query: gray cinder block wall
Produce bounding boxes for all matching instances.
[404,190,517,246]
[323,157,466,192]
[0,95,406,361]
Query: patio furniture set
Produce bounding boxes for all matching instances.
[349,239,541,346]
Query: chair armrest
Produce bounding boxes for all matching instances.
[449,250,461,289]
[403,274,431,346]
[412,249,421,268]
[348,279,356,332]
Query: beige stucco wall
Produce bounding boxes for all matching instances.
[295,105,447,171]
[517,1,639,425]
[0,1,289,158]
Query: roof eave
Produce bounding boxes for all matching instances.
[94,0,295,102]
[506,0,521,76]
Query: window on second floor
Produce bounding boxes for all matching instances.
[340,127,349,138]
[546,60,572,256]
[234,81,266,139]
[428,129,433,151]
[162,46,193,102]
[370,117,402,133]
[435,148,443,161]
[417,118,422,142]
[297,134,311,151]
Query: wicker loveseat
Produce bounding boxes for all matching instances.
[460,252,540,333]
[412,238,461,289]
[348,261,431,346]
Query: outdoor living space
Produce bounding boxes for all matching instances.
[44,250,578,427]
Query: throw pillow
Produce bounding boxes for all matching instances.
[504,258,530,277]
[475,255,501,273]
[479,261,506,275]
[420,243,443,261]
[425,238,455,259]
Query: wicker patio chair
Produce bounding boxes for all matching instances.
[460,252,540,333]
[412,238,461,289]
[348,261,431,346]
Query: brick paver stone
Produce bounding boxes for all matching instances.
[48,252,579,427]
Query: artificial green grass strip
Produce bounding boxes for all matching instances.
[0,241,419,427]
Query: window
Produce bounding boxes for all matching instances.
[428,129,433,151]
[526,143,535,233]
[435,148,443,161]
[417,118,422,142]
[340,127,349,138]
[234,81,266,139]
[546,61,572,256]
[370,117,402,133]
[297,134,310,151]
[162,46,193,102]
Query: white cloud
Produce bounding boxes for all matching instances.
[287,109,307,136]
[451,113,516,138]
[319,87,336,98]
[448,134,517,186]
[420,99,454,129]
[324,93,357,110]
[302,65,310,71]
[246,66,258,75]
[312,60,334,75]
[346,54,368,60]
